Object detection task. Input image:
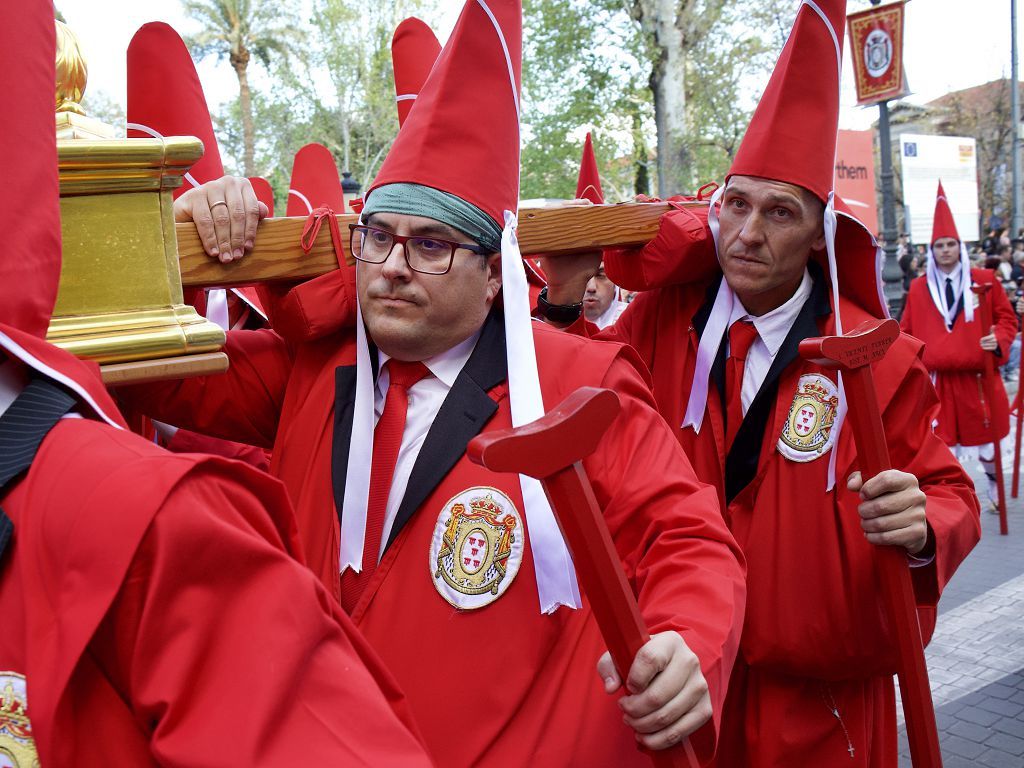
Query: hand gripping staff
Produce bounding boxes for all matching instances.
[467,387,699,768]
[799,318,942,768]
[971,283,1009,534]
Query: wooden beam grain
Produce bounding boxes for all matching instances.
[177,201,689,289]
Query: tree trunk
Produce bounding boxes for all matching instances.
[233,51,255,177]
[338,89,352,172]
[632,108,650,196]
[635,0,691,198]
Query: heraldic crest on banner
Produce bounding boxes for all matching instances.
[430,487,524,610]
[0,673,38,768]
[778,374,840,463]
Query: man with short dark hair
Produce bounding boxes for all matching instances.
[583,262,627,328]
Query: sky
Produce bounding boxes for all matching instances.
[60,0,1018,134]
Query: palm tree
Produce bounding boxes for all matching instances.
[184,0,301,176]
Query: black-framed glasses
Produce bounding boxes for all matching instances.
[348,224,489,275]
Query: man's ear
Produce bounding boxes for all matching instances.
[811,228,827,252]
[486,252,502,302]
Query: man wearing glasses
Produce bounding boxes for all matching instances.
[122,1,746,765]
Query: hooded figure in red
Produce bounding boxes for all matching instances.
[252,18,444,348]
[253,142,364,341]
[255,14,545,343]
[573,133,626,329]
[0,6,433,766]
[900,181,1017,510]
[539,0,979,764]
[128,20,267,326]
[122,0,747,764]
[126,21,272,468]
[392,17,442,128]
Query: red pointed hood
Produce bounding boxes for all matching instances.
[129,22,266,321]
[248,176,275,216]
[127,22,224,198]
[392,17,441,128]
[286,143,344,216]
[0,6,124,428]
[728,0,845,204]
[724,0,884,318]
[931,181,960,244]
[575,132,604,204]
[368,0,522,225]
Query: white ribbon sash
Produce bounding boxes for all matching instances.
[501,210,581,613]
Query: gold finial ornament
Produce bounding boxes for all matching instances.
[54,20,87,115]
[54,20,116,140]
[49,21,227,384]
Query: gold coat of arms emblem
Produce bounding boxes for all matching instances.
[777,374,839,463]
[429,488,523,610]
[0,673,38,768]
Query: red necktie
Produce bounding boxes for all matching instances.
[725,320,758,451]
[340,359,431,613]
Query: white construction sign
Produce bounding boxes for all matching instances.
[899,133,980,244]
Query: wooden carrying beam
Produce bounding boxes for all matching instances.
[177,202,684,288]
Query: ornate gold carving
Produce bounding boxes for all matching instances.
[47,22,225,383]
[54,21,86,114]
[0,673,39,768]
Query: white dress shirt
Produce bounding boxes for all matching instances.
[373,329,482,560]
[593,299,628,330]
[938,262,964,320]
[0,360,25,418]
[726,268,813,414]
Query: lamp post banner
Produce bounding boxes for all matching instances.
[847,1,909,106]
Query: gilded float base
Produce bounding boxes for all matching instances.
[47,304,225,365]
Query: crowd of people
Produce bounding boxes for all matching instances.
[0,0,1002,766]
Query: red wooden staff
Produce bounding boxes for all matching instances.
[799,318,942,768]
[1012,386,1022,499]
[467,387,699,768]
[972,284,1009,534]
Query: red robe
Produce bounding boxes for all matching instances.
[593,269,980,767]
[0,413,430,767]
[121,311,747,766]
[899,269,1018,446]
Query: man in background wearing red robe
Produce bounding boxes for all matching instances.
[538,0,980,764]
[900,182,1018,511]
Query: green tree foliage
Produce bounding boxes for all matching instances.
[522,0,794,201]
[521,0,651,201]
[213,0,433,210]
[82,89,126,137]
[201,0,790,207]
[184,0,303,176]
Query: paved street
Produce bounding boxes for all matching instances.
[897,407,1024,767]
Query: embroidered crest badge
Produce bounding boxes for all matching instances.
[0,672,37,768]
[777,374,839,463]
[430,487,523,610]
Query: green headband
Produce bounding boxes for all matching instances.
[361,183,503,254]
